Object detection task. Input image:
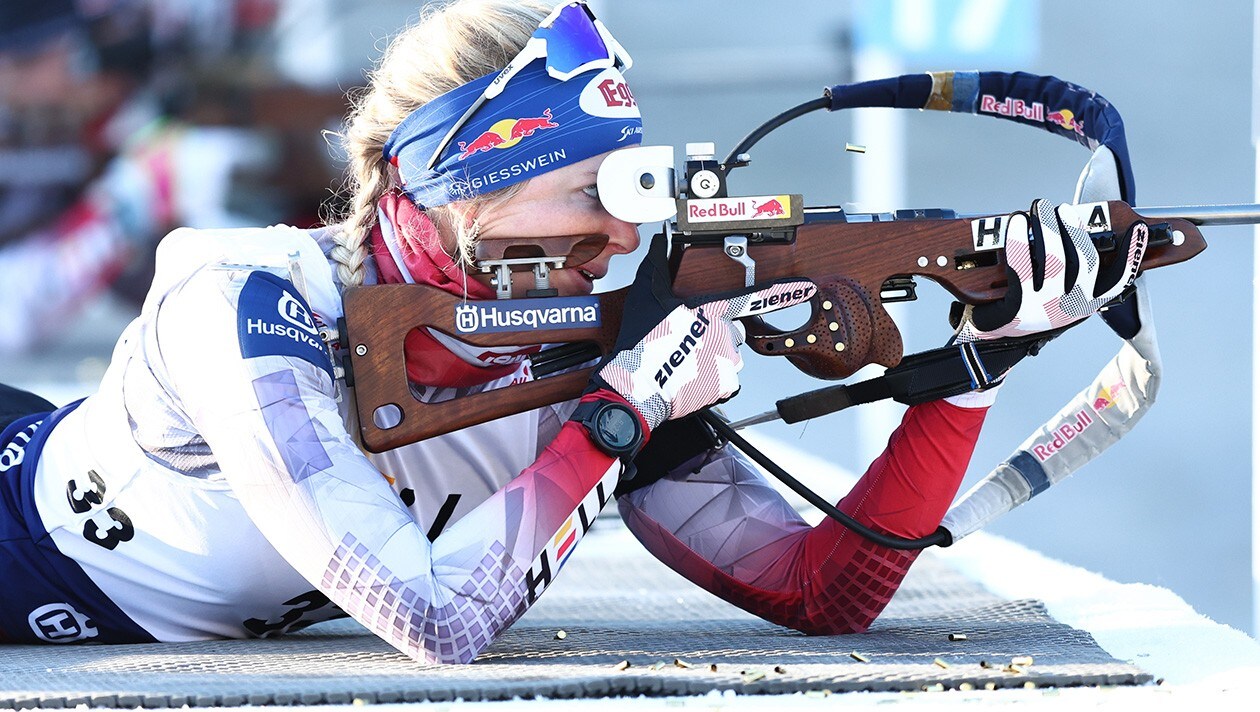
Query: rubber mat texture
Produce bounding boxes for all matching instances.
[0,528,1150,707]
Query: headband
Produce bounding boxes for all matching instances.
[385,60,643,208]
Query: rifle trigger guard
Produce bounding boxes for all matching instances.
[723,236,756,287]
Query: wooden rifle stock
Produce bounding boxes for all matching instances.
[342,200,1205,452]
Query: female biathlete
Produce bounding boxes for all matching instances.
[0,0,1146,663]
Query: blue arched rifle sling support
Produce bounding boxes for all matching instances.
[823,71,1142,341]
[823,71,1135,203]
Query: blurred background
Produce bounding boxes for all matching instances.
[0,1,1254,635]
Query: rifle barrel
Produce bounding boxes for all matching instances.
[955,203,1260,226]
[1134,204,1260,226]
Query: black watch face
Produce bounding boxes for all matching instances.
[596,405,639,451]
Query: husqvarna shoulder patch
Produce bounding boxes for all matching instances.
[237,271,333,379]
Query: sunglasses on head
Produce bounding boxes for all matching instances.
[424,1,632,171]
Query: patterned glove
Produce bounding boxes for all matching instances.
[592,234,816,431]
[954,199,1149,342]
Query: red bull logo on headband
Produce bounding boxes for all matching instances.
[457,109,560,160]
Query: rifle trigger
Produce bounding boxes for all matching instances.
[723,236,756,287]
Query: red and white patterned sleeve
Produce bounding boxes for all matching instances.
[618,399,989,633]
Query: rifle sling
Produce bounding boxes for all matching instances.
[774,328,1071,424]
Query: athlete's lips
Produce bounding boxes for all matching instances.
[577,264,606,281]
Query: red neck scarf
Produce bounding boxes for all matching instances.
[369,192,534,388]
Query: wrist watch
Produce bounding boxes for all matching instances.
[569,399,644,463]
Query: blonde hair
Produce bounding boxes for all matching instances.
[327,0,553,287]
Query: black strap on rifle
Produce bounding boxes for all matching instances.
[770,326,1072,425]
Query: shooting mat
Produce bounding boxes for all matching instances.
[0,526,1149,708]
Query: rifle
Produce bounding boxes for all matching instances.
[337,70,1259,549]
[337,68,1255,454]
[341,196,1211,453]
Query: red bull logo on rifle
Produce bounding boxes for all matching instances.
[1047,108,1085,135]
[1031,407,1094,463]
[753,199,785,218]
[1030,380,1130,463]
[979,95,1045,121]
[686,194,793,224]
[457,109,560,160]
[1092,381,1128,412]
